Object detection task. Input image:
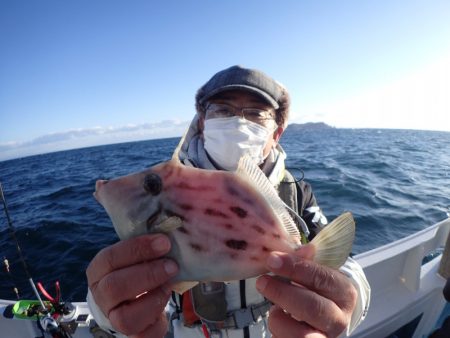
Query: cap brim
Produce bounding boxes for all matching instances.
[199,84,279,109]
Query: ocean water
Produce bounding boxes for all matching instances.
[0,128,449,302]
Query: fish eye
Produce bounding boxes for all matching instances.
[143,173,162,195]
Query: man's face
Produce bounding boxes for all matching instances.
[198,90,284,158]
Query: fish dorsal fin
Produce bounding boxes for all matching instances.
[236,155,300,240]
[172,128,189,162]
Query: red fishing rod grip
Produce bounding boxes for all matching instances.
[37,282,55,303]
[55,281,60,302]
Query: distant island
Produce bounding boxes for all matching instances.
[285,122,335,132]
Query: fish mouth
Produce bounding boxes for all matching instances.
[145,203,163,232]
[146,212,159,229]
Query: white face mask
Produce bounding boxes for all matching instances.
[203,116,275,171]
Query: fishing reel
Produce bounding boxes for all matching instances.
[39,314,59,334]
[36,281,77,337]
[38,315,75,338]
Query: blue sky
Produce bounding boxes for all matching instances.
[1,0,449,161]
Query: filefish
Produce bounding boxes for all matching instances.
[93,139,355,293]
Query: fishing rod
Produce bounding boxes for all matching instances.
[1,182,76,337]
[0,181,47,309]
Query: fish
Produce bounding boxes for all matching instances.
[93,138,355,293]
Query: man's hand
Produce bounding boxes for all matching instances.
[256,248,357,338]
[86,234,178,338]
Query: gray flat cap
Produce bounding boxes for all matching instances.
[197,65,285,109]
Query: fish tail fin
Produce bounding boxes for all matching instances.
[310,212,355,269]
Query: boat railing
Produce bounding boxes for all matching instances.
[354,218,450,293]
[351,218,450,337]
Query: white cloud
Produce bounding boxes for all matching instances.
[0,119,190,161]
[291,56,450,131]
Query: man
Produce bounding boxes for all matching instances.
[86,65,370,338]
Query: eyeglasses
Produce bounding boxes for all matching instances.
[205,103,276,127]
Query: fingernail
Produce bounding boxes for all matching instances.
[164,260,178,275]
[256,276,268,292]
[267,253,283,269]
[152,236,170,253]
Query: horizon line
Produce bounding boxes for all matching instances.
[1,122,448,163]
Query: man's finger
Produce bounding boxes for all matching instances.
[86,234,171,285]
[268,305,326,338]
[94,258,177,313]
[108,287,171,336]
[129,310,169,338]
[263,251,357,310]
[257,275,347,336]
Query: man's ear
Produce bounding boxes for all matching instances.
[273,126,284,142]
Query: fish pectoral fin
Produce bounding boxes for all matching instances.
[171,281,199,294]
[310,212,355,269]
[153,216,183,233]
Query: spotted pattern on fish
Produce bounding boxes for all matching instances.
[224,178,254,205]
[190,243,205,252]
[177,227,189,235]
[175,182,196,190]
[175,181,215,192]
[221,223,234,230]
[225,239,248,251]
[224,178,241,197]
[205,208,229,218]
[179,203,194,211]
[161,162,179,181]
[230,206,247,218]
[251,224,265,235]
